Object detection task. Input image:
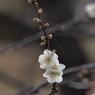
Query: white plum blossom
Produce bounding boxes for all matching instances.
[38,49,58,69]
[38,49,66,84]
[85,3,95,18]
[43,63,65,83]
[43,69,63,83]
[48,62,66,72]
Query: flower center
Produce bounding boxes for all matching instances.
[45,56,51,63]
[52,64,58,69]
[50,72,57,77]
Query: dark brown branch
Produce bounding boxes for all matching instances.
[46,88,59,95]
[46,83,59,95]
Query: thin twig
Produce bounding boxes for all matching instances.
[64,63,95,75]
[46,83,59,95]
[63,80,89,89]
[33,2,50,50]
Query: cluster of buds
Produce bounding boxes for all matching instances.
[39,23,50,30]
[33,18,41,23]
[38,49,66,83]
[29,0,51,48]
[40,33,53,47]
[77,69,89,84]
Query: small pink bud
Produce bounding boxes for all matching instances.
[28,0,32,4]
[40,42,46,47]
[47,34,53,39]
[44,23,50,29]
[34,2,38,6]
[36,19,41,23]
[52,49,56,53]
[38,8,43,14]
[33,18,41,23]
[41,36,46,40]
[33,18,38,22]
[39,26,43,30]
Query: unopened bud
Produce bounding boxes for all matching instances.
[44,23,50,29]
[47,34,53,39]
[33,18,41,23]
[41,36,46,40]
[36,19,41,23]
[52,49,56,53]
[33,18,37,22]
[34,2,38,6]
[81,78,89,84]
[38,8,43,14]
[40,42,46,47]
[39,26,43,30]
[81,69,88,75]
[77,72,83,78]
[28,0,32,4]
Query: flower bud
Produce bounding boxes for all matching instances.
[77,72,83,78]
[36,19,41,23]
[34,2,38,6]
[47,34,53,39]
[40,42,46,47]
[33,18,41,23]
[52,49,56,53]
[81,69,88,75]
[44,23,50,29]
[81,78,89,84]
[38,8,43,14]
[39,26,43,30]
[28,0,32,4]
[33,18,37,22]
[41,36,46,41]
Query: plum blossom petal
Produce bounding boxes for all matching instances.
[47,77,55,83]
[48,63,66,71]
[56,76,63,83]
[44,49,58,59]
[85,3,95,18]
[38,49,59,69]
[43,69,63,83]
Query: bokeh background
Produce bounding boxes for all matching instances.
[0,0,95,95]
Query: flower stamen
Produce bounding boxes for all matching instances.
[45,56,51,63]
